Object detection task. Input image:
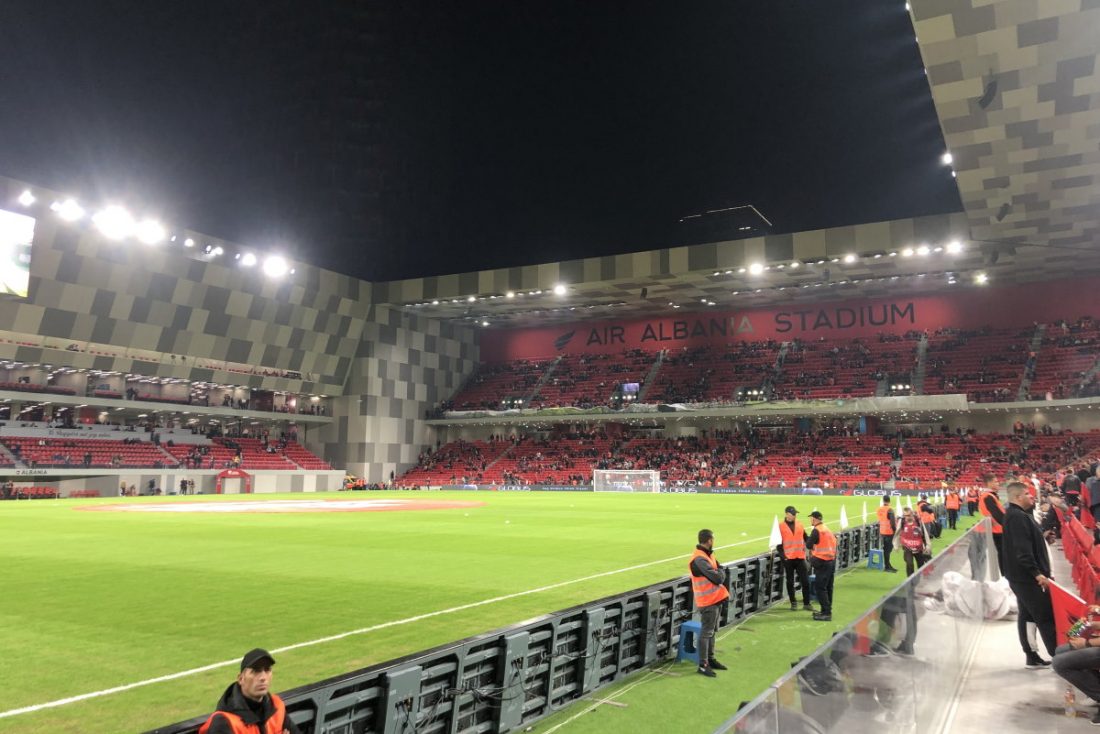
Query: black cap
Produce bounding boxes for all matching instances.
[784,506,798,515]
[809,511,823,520]
[240,648,276,671]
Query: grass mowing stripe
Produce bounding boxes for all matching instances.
[0,532,768,721]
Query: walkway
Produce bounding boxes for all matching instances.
[943,540,1097,732]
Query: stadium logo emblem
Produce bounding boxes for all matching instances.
[554,330,576,350]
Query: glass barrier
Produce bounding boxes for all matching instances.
[715,519,995,733]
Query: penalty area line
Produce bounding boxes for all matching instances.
[0,534,769,720]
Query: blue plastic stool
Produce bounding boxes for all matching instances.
[866,548,885,570]
[677,620,702,665]
[807,574,818,602]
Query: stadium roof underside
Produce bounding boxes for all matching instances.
[375,0,1100,329]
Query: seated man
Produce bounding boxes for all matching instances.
[1053,605,1100,724]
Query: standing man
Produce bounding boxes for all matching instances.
[776,506,814,610]
[979,473,1006,574]
[808,511,837,622]
[689,529,730,677]
[200,648,301,734]
[945,488,961,530]
[918,495,940,539]
[1002,482,1057,669]
[876,496,899,573]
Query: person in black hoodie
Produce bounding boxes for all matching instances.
[200,648,300,734]
[1002,482,1057,668]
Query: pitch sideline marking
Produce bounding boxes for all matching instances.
[0,535,769,720]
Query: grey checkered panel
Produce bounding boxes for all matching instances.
[911,0,1100,250]
[316,306,478,482]
[0,176,370,395]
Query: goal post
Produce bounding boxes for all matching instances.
[593,469,661,493]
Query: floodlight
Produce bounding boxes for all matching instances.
[843,253,856,263]
[240,252,257,267]
[17,190,35,207]
[262,255,288,277]
[135,219,166,244]
[748,263,764,275]
[946,240,963,254]
[53,198,85,221]
[553,284,567,295]
[93,206,135,240]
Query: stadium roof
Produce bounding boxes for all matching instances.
[375,0,1100,328]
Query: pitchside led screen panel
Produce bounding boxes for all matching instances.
[0,209,34,298]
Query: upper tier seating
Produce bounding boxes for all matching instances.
[531,350,657,408]
[1028,317,1100,400]
[449,360,555,411]
[647,342,781,403]
[922,327,1033,402]
[771,336,918,400]
[2,437,177,468]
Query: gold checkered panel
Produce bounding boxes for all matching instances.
[912,0,1100,249]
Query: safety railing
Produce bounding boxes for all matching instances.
[150,524,882,734]
[713,519,994,734]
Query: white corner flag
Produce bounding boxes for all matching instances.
[769,515,782,548]
[862,500,868,521]
[839,505,850,530]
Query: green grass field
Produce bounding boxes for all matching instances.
[0,491,968,733]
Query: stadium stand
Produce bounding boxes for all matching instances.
[531,350,656,408]
[1027,316,1100,400]
[448,359,555,410]
[398,428,1100,489]
[397,439,515,485]
[771,336,918,400]
[921,327,1034,402]
[1,437,178,468]
[647,342,781,403]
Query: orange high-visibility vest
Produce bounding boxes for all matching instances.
[919,503,936,525]
[779,520,807,560]
[812,524,837,562]
[945,493,960,510]
[876,505,895,536]
[689,548,731,608]
[979,489,1004,534]
[967,488,979,502]
[199,694,287,734]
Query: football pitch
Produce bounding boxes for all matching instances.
[0,490,948,733]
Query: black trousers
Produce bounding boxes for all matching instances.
[783,557,811,604]
[967,501,978,516]
[812,560,835,615]
[1008,578,1057,657]
[882,534,897,570]
[947,509,958,530]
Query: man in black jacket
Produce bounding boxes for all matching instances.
[201,648,301,734]
[1002,482,1057,666]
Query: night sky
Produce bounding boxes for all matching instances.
[0,1,961,282]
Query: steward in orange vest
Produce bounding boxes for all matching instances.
[979,473,1007,574]
[689,529,731,677]
[917,496,940,538]
[876,498,899,573]
[200,649,299,734]
[808,511,837,622]
[944,489,961,530]
[966,487,980,516]
[777,505,814,610]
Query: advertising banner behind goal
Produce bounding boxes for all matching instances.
[593,469,661,493]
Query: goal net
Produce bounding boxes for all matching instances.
[593,469,661,493]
